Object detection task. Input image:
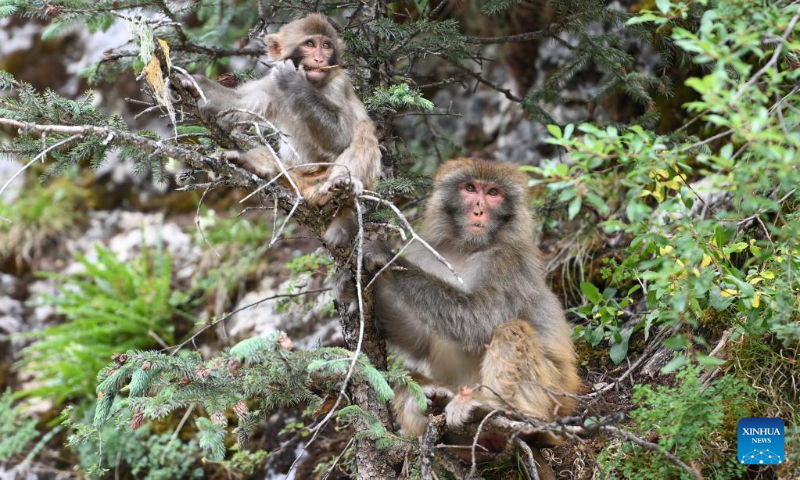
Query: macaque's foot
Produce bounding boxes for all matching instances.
[393,389,429,437]
[320,174,364,198]
[333,269,356,304]
[423,385,455,410]
[324,216,357,249]
[220,150,241,162]
[444,387,481,429]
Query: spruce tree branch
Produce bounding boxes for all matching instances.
[444,60,524,103]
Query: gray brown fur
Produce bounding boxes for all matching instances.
[366,159,581,462]
[187,14,380,246]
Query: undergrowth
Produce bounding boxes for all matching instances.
[17,237,187,403]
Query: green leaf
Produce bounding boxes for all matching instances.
[660,354,687,374]
[585,192,610,215]
[697,353,726,368]
[581,281,603,303]
[609,329,632,365]
[656,0,671,14]
[568,196,582,220]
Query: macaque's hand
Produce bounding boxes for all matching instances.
[222,148,275,178]
[271,60,307,89]
[169,74,206,102]
[363,241,394,274]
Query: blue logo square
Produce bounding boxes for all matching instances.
[738,417,784,465]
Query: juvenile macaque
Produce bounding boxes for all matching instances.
[183,13,381,246]
[358,158,581,475]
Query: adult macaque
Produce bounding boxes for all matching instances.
[182,13,381,246]
[357,158,581,477]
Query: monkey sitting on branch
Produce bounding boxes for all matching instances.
[180,13,381,247]
[349,158,582,477]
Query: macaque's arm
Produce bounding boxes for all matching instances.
[187,75,273,129]
[375,256,520,351]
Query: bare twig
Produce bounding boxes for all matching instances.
[470,409,500,477]
[321,436,355,480]
[513,438,541,480]
[0,133,82,221]
[195,184,221,258]
[167,288,329,355]
[600,425,703,480]
[288,199,368,473]
[731,12,800,103]
[359,194,464,284]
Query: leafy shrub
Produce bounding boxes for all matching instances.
[0,176,91,265]
[527,0,800,370]
[71,418,204,480]
[0,389,38,462]
[598,366,752,479]
[18,240,185,402]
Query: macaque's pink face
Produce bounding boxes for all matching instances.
[297,35,335,83]
[460,181,505,234]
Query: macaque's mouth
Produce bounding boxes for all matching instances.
[467,223,486,232]
[304,65,340,72]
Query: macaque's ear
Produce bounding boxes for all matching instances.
[264,33,283,60]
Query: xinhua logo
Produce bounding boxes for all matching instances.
[738,417,784,465]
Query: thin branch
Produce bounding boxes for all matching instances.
[0,133,82,221]
[470,409,500,477]
[359,194,464,284]
[600,425,703,480]
[447,60,523,103]
[288,199,368,473]
[195,184,221,258]
[167,288,329,355]
[731,12,800,103]
[513,438,540,480]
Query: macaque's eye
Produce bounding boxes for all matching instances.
[305,40,315,47]
[465,184,476,193]
[322,41,332,49]
[488,188,499,196]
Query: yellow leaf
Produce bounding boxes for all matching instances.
[655,168,670,178]
[752,294,761,308]
[701,254,712,268]
[676,259,685,268]
[761,271,775,279]
[720,288,738,297]
[659,245,674,255]
[653,186,665,203]
[638,189,652,198]
[775,256,784,263]
[157,38,171,68]
[692,268,701,277]
[664,180,681,190]
[749,277,764,285]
